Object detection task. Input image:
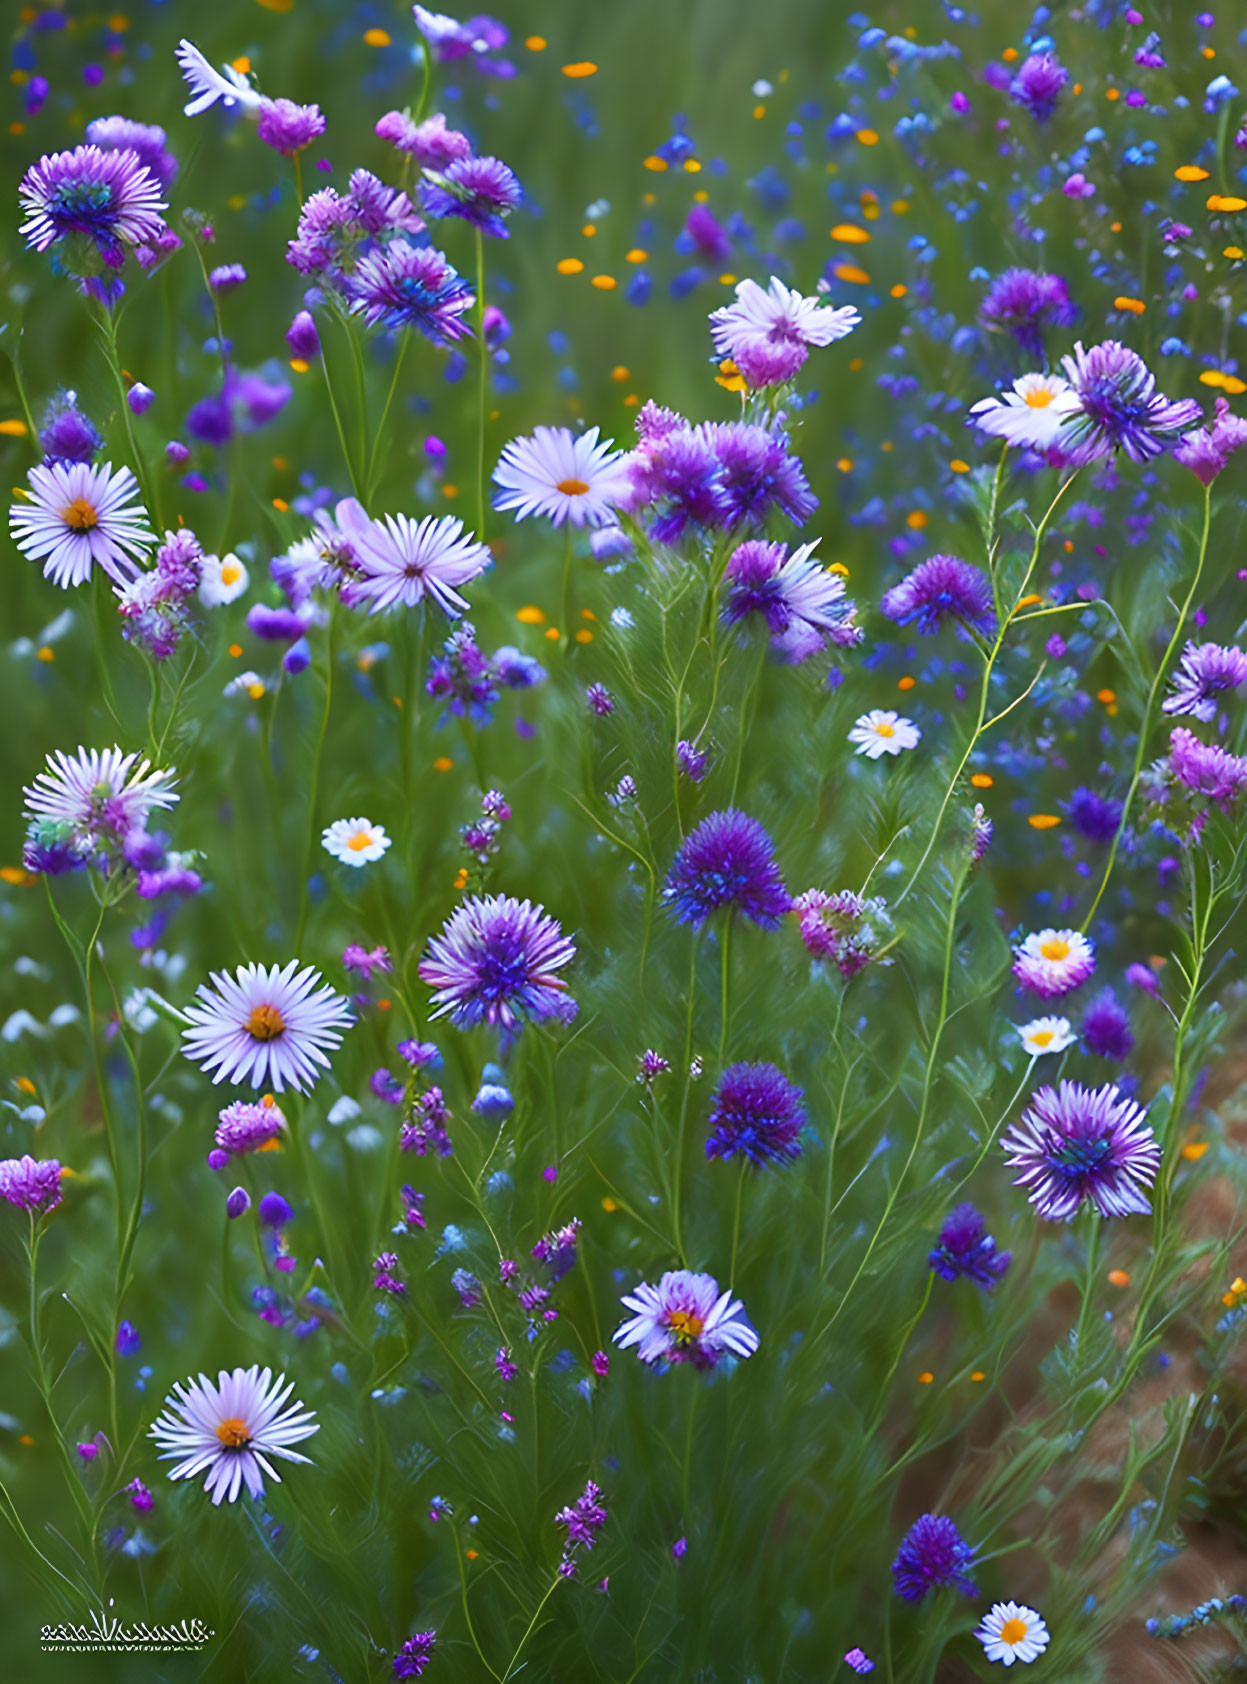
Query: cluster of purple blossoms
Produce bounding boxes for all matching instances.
[413,6,515,76]
[554,1479,608,1578]
[638,1049,671,1083]
[461,790,513,867]
[1163,642,1247,723]
[677,739,708,782]
[880,555,995,637]
[891,1514,979,1602]
[979,268,1077,356]
[722,539,860,662]
[392,1630,436,1679]
[1057,341,1203,465]
[22,746,180,879]
[1172,398,1247,484]
[376,109,470,168]
[663,809,789,929]
[372,1252,407,1296]
[19,144,168,270]
[86,117,178,190]
[211,1098,287,1164]
[585,682,614,717]
[419,895,577,1033]
[1002,1081,1161,1221]
[1168,727,1247,809]
[532,1218,582,1279]
[928,1204,1010,1289]
[792,888,890,978]
[115,528,204,660]
[401,1087,453,1158]
[286,168,423,274]
[421,154,522,238]
[0,1155,64,1217]
[426,623,545,724]
[705,1063,806,1166]
[1009,51,1068,122]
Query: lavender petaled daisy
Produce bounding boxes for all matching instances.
[493,425,632,528]
[19,145,168,266]
[174,39,262,116]
[1011,928,1095,998]
[976,1601,1051,1667]
[1168,727,1247,808]
[1162,641,1247,722]
[345,243,475,343]
[1058,340,1203,465]
[968,372,1082,451]
[1002,1080,1160,1220]
[891,1514,979,1601]
[612,1270,759,1369]
[708,276,860,374]
[705,1062,806,1166]
[0,1155,64,1215]
[928,1204,1010,1288]
[662,809,789,929]
[722,539,859,649]
[347,514,491,617]
[322,816,392,866]
[181,962,353,1093]
[23,747,177,852]
[11,460,155,589]
[419,894,577,1031]
[421,154,522,238]
[148,1365,318,1505]
[848,711,920,759]
[880,555,995,636]
[1017,1016,1076,1056]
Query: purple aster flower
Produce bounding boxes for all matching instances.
[421,154,522,238]
[980,268,1077,357]
[532,1219,582,1275]
[23,746,177,872]
[346,243,475,342]
[708,275,859,389]
[1009,51,1068,122]
[215,1098,288,1157]
[555,1478,608,1575]
[677,739,707,782]
[1162,640,1247,722]
[585,682,614,716]
[347,512,491,618]
[10,459,154,589]
[1168,726,1247,808]
[624,421,726,543]
[663,809,790,929]
[378,109,472,167]
[705,1062,806,1166]
[1058,341,1203,465]
[392,1632,436,1678]
[181,962,354,1093]
[85,117,178,189]
[638,1050,670,1083]
[1081,991,1134,1061]
[1068,786,1123,844]
[722,538,859,653]
[1126,962,1161,998]
[419,894,577,1032]
[256,97,326,157]
[1002,1080,1160,1220]
[928,1204,1010,1288]
[1173,398,1247,484]
[880,554,995,636]
[343,943,391,979]
[1012,928,1096,998]
[891,1514,978,1602]
[704,421,818,529]
[0,1155,63,1216]
[19,145,167,268]
[613,1270,759,1368]
[39,393,102,465]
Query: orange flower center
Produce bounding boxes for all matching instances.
[1039,938,1070,962]
[1000,1618,1029,1646]
[874,722,895,738]
[220,560,242,585]
[1023,387,1054,409]
[215,1417,251,1448]
[556,477,590,495]
[62,498,99,531]
[346,829,375,852]
[1030,1029,1054,1047]
[246,1003,285,1040]
[667,1310,704,1341]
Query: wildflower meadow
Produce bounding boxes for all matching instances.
[5,1,1247,1679]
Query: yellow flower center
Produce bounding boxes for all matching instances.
[1030,1029,1054,1047]
[1023,386,1054,409]
[1039,938,1070,962]
[667,1310,704,1341]
[246,1003,285,1040]
[1000,1618,1029,1646]
[215,1416,251,1448]
[556,477,590,495]
[62,498,99,531]
[874,722,895,738]
[347,829,375,852]
[221,561,242,585]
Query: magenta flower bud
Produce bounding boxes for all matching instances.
[127,382,155,415]
[591,1350,610,1377]
[77,1441,99,1462]
[165,440,190,463]
[286,309,321,359]
[226,1186,250,1219]
[951,91,970,113]
[207,1147,229,1171]
[126,1477,154,1512]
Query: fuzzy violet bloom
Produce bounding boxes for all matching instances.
[979,269,1076,356]
[419,894,577,1031]
[421,154,522,237]
[848,710,921,759]
[1057,341,1202,465]
[19,144,168,268]
[1172,397,1247,484]
[969,372,1082,452]
[880,554,995,636]
[1002,1080,1161,1220]
[1163,641,1247,723]
[976,1602,1051,1667]
[256,98,326,157]
[891,1513,979,1602]
[662,808,789,929]
[10,460,155,589]
[1011,928,1096,999]
[0,1155,64,1216]
[392,1632,437,1678]
[613,1270,759,1369]
[214,1097,287,1159]
[346,512,491,617]
[1167,726,1247,809]
[928,1203,1010,1288]
[792,888,890,977]
[148,1365,318,1505]
[707,274,859,388]
[1009,51,1068,121]
[1081,990,1134,1061]
[322,816,392,867]
[493,425,632,528]
[1016,1016,1076,1057]
[554,1478,608,1576]
[345,243,475,342]
[705,1062,806,1166]
[22,745,178,873]
[721,538,860,658]
[181,962,353,1092]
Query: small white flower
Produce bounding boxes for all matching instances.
[969,372,1081,451]
[1017,1016,1076,1056]
[224,671,266,698]
[321,817,391,867]
[199,551,249,606]
[848,710,921,759]
[149,1365,318,1505]
[975,1601,1050,1667]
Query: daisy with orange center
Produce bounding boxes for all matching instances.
[1017,1016,1076,1056]
[975,1600,1050,1666]
[1012,928,1096,999]
[322,815,392,867]
[968,371,1081,451]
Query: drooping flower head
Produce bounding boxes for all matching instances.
[1009,52,1068,122]
[493,426,631,528]
[149,1365,318,1505]
[969,372,1082,452]
[0,1155,64,1216]
[613,1270,759,1369]
[976,1601,1051,1667]
[1167,726,1247,809]
[708,275,859,388]
[181,962,353,1093]
[19,145,168,268]
[1011,928,1095,999]
[346,513,491,617]
[1002,1080,1160,1220]
[1058,341,1202,465]
[663,809,789,929]
[10,460,154,589]
[421,154,522,237]
[1162,641,1247,722]
[705,1062,806,1166]
[419,894,577,1031]
[928,1204,1010,1288]
[346,242,475,342]
[880,555,995,636]
[979,269,1077,356]
[722,539,860,657]
[891,1514,978,1602]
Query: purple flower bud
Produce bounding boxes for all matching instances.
[259,1191,292,1228]
[591,1350,609,1377]
[115,1321,141,1357]
[127,382,155,415]
[283,636,311,674]
[286,309,321,359]
[126,1478,154,1512]
[226,1186,251,1219]
[247,603,308,643]
[165,440,190,463]
[209,264,247,291]
[207,1147,230,1171]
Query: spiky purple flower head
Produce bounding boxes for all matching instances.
[880,555,995,636]
[19,144,168,268]
[1163,641,1247,723]
[663,809,789,929]
[980,268,1077,357]
[39,393,102,466]
[928,1204,1010,1288]
[1002,1080,1160,1220]
[1168,726,1247,808]
[705,1062,806,1166]
[346,242,475,342]
[392,1631,436,1678]
[1068,786,1122,844]
[1058,341,1202,465]
[704,421,818,529]
[256,98,326,157]
[891,1514,978,1602]
[85,117,178,189]
[722,538,859,654]
[419,894,577,1032]
[421,154,522,238]
[1009,51,1068,122]
[1081,991,1134,1061]
[0,1155,64,1216]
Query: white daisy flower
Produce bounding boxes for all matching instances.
[149,1365,318,1506]
[848,710,921,759]
[181,960,353,1093]
[969,372,1081,451]
[199,551,249,606]
[493,425,632,528]
[975,1601,1050,1667]
[321,817,391,867]
[1017,1016,1076,1056]
[1012,928,1096,999]
[24,746,178,837]
[10,460,155,590]
[709,276,860,358]
[175,39,262,118]
[225,671,266,699]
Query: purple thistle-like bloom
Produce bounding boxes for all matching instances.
[256,98,326,157]
[86,117,178,190]
[1068,786,1122,844]
[928,1204,1010,1288]
[705,421,818,529]
[722,538,859,654]
[1058,341,1202,465]
[880,554,995,636]
[181,962,353,1093]
[1002,1080,1160,1221]
[706,1063,806,1166]
[1168,726,1247,808]
[677,739,707,782]
[0,1155,63,1216]
[1081,991,1134,1061]
[378,109,472,167]
[40,394,102,466]
[625,421,725,543]
[1162,640,1247,723]
[421,154,521,238]
[980,268,1077,357]
[663,809,789,929]
[392,1632,437,1679]
[1009,51,1068,121]
[346,243,475,342]
[19,145,167,268]
[215,1098,288,1157]
[555,1479,608,1576]
[891,1514,978,1602]
[419,894,577,1032]
[585,682,614,716]
[1173,397,1247,484]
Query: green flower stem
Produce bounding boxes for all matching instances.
[475,227,488,542]
[295,602,337,953]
